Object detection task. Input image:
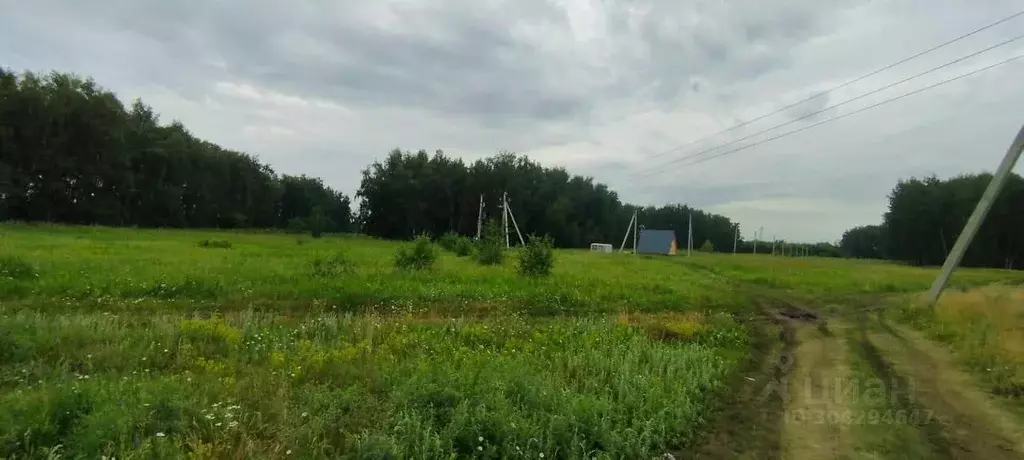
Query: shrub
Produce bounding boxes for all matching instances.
[439,232,474,257]
[517,234,555,277]
[394,234,437,270]
[476,220,505,266]
[0,255,37,280]
[699,239,714,253]
[310,252,355,278]
[196,239,232,249]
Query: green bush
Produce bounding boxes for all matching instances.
[395,234,437,270]
[439,232,474,257]
[310,252,355,278]
[0,255,37,280]
[476,220,505,266]
[699,239,714,253]
[196,239,232,249]
[517,234,555,277]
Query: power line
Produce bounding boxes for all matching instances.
[670,54,1023,170]
[631,33,1024,177]
[642,7,1024,162]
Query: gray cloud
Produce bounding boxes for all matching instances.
[3,0,1023,241]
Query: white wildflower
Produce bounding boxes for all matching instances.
[155,432,166,437]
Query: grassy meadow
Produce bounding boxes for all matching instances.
[890,285,1024,404]
[1,223,1023,459]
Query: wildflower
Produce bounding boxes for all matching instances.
[155,432,166,437]
[301,412,309,418]
[215,422,222,427]
[205,414,215,420]
[540,454,545,458]
[228,421,239,428]
[286,450,292,455]
[477,446,483,451]
[478,437,483,442]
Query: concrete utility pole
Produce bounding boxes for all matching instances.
[928,124,1024,306]
[506,198,526,247]
[619,210,636,253]
[633,212,638,257]
[753,226,763,254]
[771,237,776,256]
[502,192,509,248]
[687,212,693,256]
[475,194,484,240]
[732,224,739,255]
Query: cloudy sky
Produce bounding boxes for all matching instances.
[3,0,1023,242]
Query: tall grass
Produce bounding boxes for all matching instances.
[0,311,749,458]
[890,285,1024,398]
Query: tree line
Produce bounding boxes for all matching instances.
[356,148,841,252]
[840,173,1024,269]
[0,70,351,231]
[1,68,843,253]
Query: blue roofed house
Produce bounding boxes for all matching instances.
[636,229,678,255]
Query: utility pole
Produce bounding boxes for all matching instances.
[687,212,693,256]
[475,194,484,240]
[732,224,738,255]
[771,237,776,256]
[619,210,636,253]
[633,212,638,257]
[507,197,525,247]
[502,191,509,249]
[753,227,762,254]
[928,123,1024,306]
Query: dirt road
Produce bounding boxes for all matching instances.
[690,307,1024,459]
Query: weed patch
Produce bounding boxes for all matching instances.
[196,239,232,249]
[0,255,37,280]
[309,252,355,278]
[394,235,437,270]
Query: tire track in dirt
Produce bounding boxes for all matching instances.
[778,320,854,459]
[865,317,1024,459]
[690,303,854,460]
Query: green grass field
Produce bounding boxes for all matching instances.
[1,223,1022,459]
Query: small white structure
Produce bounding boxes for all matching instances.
[590,243,613,253]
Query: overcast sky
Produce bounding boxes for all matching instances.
[3,0,1023,242]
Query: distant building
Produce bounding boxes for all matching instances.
[637,229,678,255]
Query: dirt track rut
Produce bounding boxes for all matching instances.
[693,306,1024,459]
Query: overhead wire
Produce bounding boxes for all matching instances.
[642,7,1024,162]
[671,53,1024,169]
[631,33,1024,178]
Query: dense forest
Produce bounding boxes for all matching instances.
[0,70,351,231]
[840,173,1024,269]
